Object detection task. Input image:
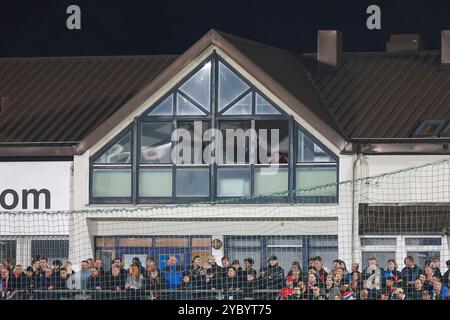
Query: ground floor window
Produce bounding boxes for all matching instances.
[94,236,211,272]
[31,239,69,265]
[0,239,16,265]
[224,235,338,272]
[360,235,448,271]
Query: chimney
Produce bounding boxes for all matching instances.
[386,34,423,53]
[317,30,342,67]
[442,30,450,65]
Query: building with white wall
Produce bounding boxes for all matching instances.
[1,30,450,274]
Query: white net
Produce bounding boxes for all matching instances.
[1,158,450,300]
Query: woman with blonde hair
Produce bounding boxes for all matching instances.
[126,263,144,299]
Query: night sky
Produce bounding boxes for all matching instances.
[0,0,449,57]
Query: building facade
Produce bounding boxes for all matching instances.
[1,30,450,274]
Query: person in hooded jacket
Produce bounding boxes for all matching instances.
[258,256,285,300]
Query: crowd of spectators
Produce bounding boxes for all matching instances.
[1,254,449,300]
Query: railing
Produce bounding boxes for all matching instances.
[4,289,281,300]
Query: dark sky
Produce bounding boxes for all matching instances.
[0,0,449,57]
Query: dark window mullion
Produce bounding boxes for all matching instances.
[251,119,255,196]
[132,118,138,204]
[172,120,177,197]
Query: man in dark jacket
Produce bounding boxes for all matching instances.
[105,265,126,300]
[223,267,242,300]
[258,256,285,299]
[312,256,328,288]
[36,267,56,299]
[401,256,422,295]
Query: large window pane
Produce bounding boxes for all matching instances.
[267,248,302,274]
[223,93,252,115]
[175,121,208,164]
[175,168,209,197]
[361,238,397,246]
[92,169,131,197]
[405,238,442,246]
[94,132,131,164]
[218,62,249,111]
[179,62,211,111]
[31,240,69,265]
[296,166,337,196]
[226,247,262,272]
[255,120,289,164]
[217,167,251,197]
[254,167,288,195]
[0,240,16,265]
[362,251,396,268]
[141,122,172,163]
[148,95,173,116]
[406,251,440,268]
[220,121,252,164]
[177,93,206,115]
[255,93,281,115]
[298,131,335,163]
[309,247,338,272]
[139,168,172,197]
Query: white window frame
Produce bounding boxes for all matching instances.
[360,235,449,272]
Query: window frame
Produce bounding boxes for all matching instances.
[360,235,448,270]
[294,123,339,203]
[89,54,339,205]
[90,124,135,204]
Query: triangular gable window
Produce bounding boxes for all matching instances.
[176,94,206,115]
[222,93,252,115]
[148,95,173,116]
[179,62,211,111]
[94,131,132,164]
[256,93,281,115]
[218,61,250,111]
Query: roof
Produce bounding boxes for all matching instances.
[1,29,450,157]
[0,55,177,144]
[302,51,450,140]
